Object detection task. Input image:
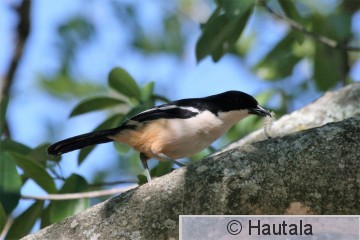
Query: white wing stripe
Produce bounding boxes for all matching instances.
[177,106,200,113]
[143,105,201,114]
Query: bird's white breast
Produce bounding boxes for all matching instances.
[154,109,249,159]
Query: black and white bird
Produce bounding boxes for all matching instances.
[48,91,270,182]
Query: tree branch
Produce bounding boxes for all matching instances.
[0,217,14,240]
[1,0,32,138]
[261,2,360,52]
[21,185,137,201]
[22,84,360,240]
[88,179,138,188]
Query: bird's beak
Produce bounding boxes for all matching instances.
[249,105,271,117]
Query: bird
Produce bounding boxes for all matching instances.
[48,90,271,182]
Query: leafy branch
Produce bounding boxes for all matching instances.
[260,1,360,52]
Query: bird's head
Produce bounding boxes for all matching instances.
[207,90,271,117]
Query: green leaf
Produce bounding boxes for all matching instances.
[6,201,44,239]
[40,204,52,229]
[223,0,254,20]
[28,143,53,165]
[78,114,124,165]
[254,32,301,80]
[190,148,212,162]
[49,174,89,223]
[140,81,155,102]
[153,95,170,104]
[70,96,125,117]
[113,142,130,154]
[328,13,351,40]
[278,0,305,43]
[200,6,221,31]
[0,153,22,215]
[312,12,351,41]
[77,146,96,166]
[151,161,173,177]
[314,43,345,91]
[196,8,252,62]
[11,153,57,193]
[255,90,274,106]
[312,15,347,91]
[0,203,5,232]
[0,97,8,135]
[137,174,147,185]
[0,139,32,155]
[108,67,141,101]
[40,73,104,99]
[278,0,302,22]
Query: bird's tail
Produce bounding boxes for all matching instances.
[47,127,121,156]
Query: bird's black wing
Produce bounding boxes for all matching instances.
[129,103,199,122]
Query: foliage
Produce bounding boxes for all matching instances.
[0,67,171,238]
[196,0,254,62]
[197,0,359,91]
[1,0,359,238]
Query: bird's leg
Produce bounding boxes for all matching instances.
[140,153,151,183]
[157,153,187,167]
